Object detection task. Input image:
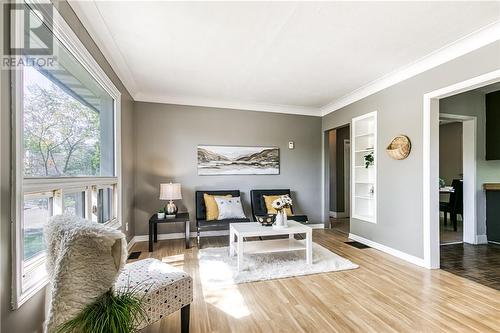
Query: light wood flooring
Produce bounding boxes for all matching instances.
[130,229,500,333]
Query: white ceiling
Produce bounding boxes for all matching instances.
[68,1,500,116]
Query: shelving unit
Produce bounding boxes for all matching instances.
[351,111,377,223]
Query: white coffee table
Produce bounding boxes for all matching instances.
[229,220,313,272]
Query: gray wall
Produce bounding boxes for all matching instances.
[439,122,463,185]
[440,89,500,237]
[133,102,322,236]
[322,41,500,259]
[0,1,135,332]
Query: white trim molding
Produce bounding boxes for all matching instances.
[321,20,500,116]
[127,224,325,251]
[11,0,123,309]
[348,233,426,268]
[476,235,488,244]
[423,69,500,269]
[134,93,319,116]
[329,211,348,218]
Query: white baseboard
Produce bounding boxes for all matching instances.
[329,211,348,218]
[348,233,426,268]
[475,234,488,244]
[132,230,229,243]
[127,224,325,250]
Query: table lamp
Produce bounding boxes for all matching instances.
[159,182,182,218]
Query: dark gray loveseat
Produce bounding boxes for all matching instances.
[195,190,250,245]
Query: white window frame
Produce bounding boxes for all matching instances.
[11,0,122,308]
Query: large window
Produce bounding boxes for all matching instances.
[12,3,121,308]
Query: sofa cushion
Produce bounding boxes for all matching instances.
[115,258,193,329]
[263,195,293,215]
[196,190,241,221]
[204,193,232,221]
[197,218,250,229]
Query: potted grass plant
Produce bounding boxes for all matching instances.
[55,285,147,333]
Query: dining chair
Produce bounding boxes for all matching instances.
[439,179,463,231]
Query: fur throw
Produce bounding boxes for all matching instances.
[44,215,127,333]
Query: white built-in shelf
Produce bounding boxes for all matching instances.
[355,148,375,153]
[355,132,375,138]
[351,111,377,224]
[355,195,375,200]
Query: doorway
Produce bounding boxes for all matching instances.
[438,115,476,246]
[327,125,351,234]
[423,69,500,269]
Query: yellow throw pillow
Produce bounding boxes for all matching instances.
[263,195,293,216]
[204,194,232,221]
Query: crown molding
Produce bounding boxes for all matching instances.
[320,20,500,117]
[68,0,139,97]
[134,92,321,116]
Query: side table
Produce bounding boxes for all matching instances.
[149,212,190,252]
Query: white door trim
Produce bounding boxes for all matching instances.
[423,69,500,269]
[439,113,477,245]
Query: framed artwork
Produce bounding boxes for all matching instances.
[197,145,279,175]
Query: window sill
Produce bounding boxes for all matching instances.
[14,276,48,309]
[105,218,121,230]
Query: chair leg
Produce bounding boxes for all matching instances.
[443,211,447,226]
[452,213,457,232]
[197,228,200,248]
[181,304,190,333]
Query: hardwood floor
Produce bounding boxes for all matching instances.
[130,229,500,333]
[441,242,500,291]
[329,217,349,234]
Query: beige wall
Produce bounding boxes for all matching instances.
[322,41,500,259]
[0,1,135,332]
[133,102,322,236]
[439,122,463,185]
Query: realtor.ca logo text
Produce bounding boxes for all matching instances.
[2,3,57,69]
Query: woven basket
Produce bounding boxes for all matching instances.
[386,135,411,160]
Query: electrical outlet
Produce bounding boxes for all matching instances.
[125,222,129,232]
[288,141,295,149]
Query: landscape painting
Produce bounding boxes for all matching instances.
[197,145,279,175]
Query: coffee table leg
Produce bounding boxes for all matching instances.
[237,234,243,272]
[185,220,190,249]
[306,230,312,264]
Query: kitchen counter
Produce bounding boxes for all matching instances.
[483,183,500,191]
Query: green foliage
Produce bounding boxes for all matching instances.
[364,151,374,168]
[158,207,166,213]
[23,77,101,177]
[55,287,147,333]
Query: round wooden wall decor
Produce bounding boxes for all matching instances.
[386,135,411,160]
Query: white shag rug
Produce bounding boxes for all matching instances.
[198,242,358,285]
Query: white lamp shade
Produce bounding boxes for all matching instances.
[159,183,182,200]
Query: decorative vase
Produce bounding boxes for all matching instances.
[274,211,284,229]
[273,210,288,229]
[157,212,165,219]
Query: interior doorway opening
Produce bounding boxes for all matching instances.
[327,125,351,234]
[438,115,474,246]
[424,69,500,270]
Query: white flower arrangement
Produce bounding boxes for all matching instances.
[272,195,292,212]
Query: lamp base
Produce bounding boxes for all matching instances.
[166,201,178,217]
